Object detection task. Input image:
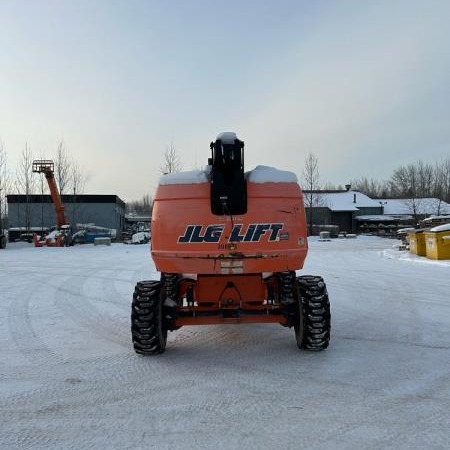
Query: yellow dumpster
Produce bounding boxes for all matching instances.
[407,230,427,256]
[424,224,450,260]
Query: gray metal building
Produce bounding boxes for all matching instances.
[7,194,126,233]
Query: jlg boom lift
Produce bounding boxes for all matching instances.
[32,160,71,247]
[131,132,331,354]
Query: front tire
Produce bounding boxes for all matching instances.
[295,275,331,351]
[131,281,167,355]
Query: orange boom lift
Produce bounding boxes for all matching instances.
[32,160,71,247]
[131,133,331,354]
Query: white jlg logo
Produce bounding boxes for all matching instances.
[178,223,284,243]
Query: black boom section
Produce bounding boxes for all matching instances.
[210,137,247,215]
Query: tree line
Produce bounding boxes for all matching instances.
[350,159,450,202]
[1,140,88,197]
[0,140,181,221]
[0,139,89,229]
[302,153,450,204]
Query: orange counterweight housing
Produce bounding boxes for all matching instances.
[152,181,308,274]
[151,177,308,326]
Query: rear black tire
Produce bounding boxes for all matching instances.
[295,275,331,351]
[0,235,6,249]
[131,281,167,355]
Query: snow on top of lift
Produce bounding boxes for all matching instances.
[159,168,210,185]
[246,165,298,184]
[216,132,238,144]
[159,165,298,185]
[430,223,450,232]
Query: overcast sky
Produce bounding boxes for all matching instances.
[1,0,449,201]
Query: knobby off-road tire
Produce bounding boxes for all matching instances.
[278,271,297,327]
[295,275,331,351]
[160,273,180,330]
[131,281,167,355]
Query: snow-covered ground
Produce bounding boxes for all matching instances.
[1,237,449,450]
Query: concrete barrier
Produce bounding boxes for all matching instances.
[94,237,111,246]
[319,231,331,241]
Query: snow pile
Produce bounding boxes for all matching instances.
[216,131,238,143]
[382,247,450,266]
[397,227,416,234]
[246,165,298,183]
[357,215,392,221]
[131,231,150,244]
[45,230,61,242]
[422,215,450,222]
[430,223,450,232]
[159,169,209,186]
[46,230,59,239]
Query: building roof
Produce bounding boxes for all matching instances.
[7,194,126,208]
[305,190,381,212]
[356,215,413,222]
[378,198,450,216]
[125,214,151,222]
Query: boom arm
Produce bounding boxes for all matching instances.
[209,133,247,215]
[32,160,69,228]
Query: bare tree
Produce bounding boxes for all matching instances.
[321,182,338,191]
[54,140,72,195]
[401,197,424,222]
[126,194,153,216]
[434,158,450,204]
[70,161,89,196]
[53,140,90,224]
[160,143,182,174]
[442,159,450,204]
[416,160,434,198]
[0,140,11,235]
[389,160,444,200]
[350,176,390,198]
[429,197,445,216]
[15,143,36,233]
[302,153,323,235]
[390,164,417,198]
[69,161,90,225]
[389,164,424,220]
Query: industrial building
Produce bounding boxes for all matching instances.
[7,194,125,240]
[304,189,450,235]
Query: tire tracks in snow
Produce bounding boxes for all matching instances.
[7,272,67,367]
[53,270,129,349]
